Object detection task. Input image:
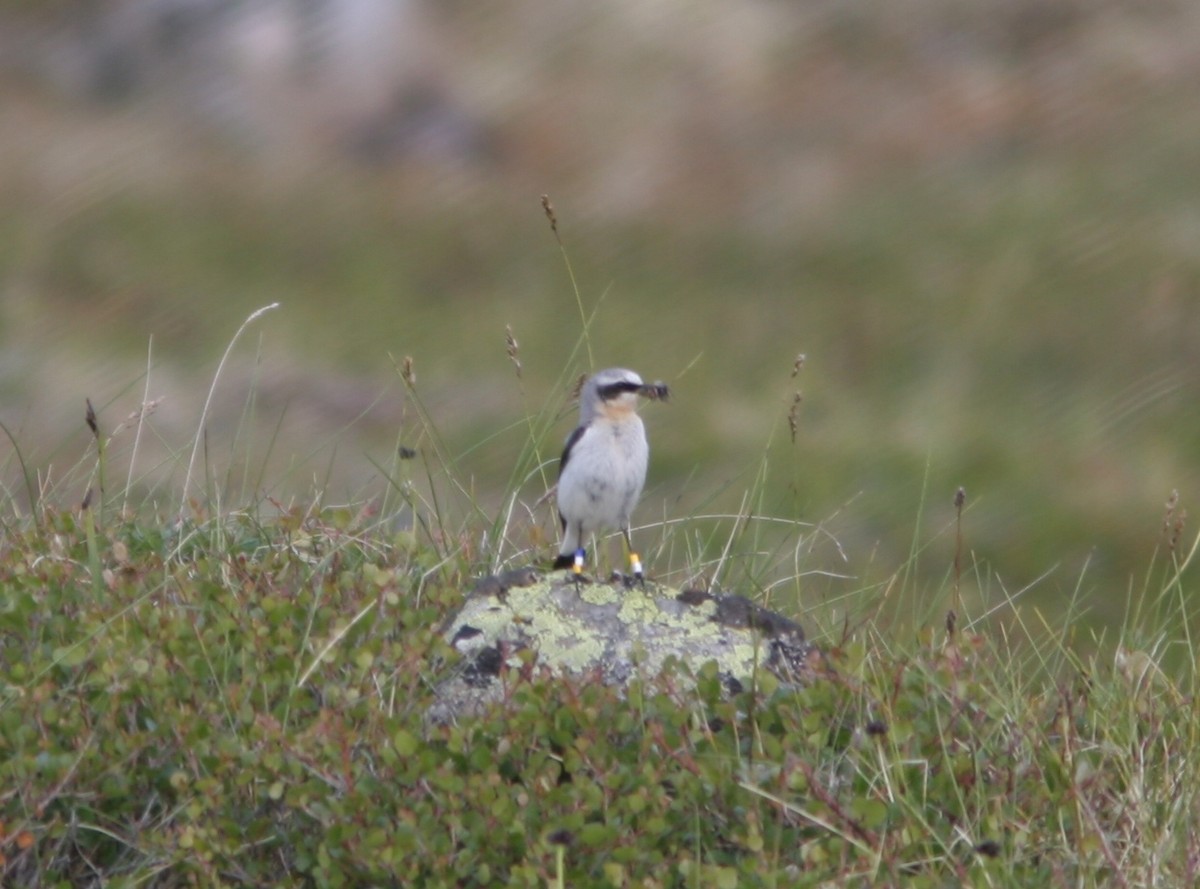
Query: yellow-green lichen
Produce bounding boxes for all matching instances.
[448,574,797,685]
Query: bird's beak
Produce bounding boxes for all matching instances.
[640,381,670,402]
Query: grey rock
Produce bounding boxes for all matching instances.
[426,571,822,726]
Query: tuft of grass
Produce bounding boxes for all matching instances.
[2,266,1198,884]
[2,488,1197,885]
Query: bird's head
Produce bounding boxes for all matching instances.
[580,368,669,422]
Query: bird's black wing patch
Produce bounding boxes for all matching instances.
[558,425,586,479]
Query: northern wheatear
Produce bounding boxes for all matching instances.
[552,367,668,586]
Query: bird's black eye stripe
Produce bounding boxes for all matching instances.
[598,381,644,400]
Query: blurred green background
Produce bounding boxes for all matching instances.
[2,0,1198,631]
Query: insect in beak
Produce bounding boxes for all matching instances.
[640,382,670,402]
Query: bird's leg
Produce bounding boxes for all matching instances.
[622,529,645,589]
[572,547,586,591]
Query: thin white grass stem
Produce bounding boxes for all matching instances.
[964,564,1057,630]
[712,490,752,584]
[123,335,154,515]
[178,302,280,520]
[737,782,878,859]
[492,491,519,572]
[297,599,378,689]
[648,513,815,532]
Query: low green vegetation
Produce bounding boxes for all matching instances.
[1,361,1197,887]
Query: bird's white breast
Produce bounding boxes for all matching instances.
[558,415,648,535]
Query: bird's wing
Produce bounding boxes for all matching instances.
[558,424,587,479]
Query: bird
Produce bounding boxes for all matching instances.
[552,367,668,586]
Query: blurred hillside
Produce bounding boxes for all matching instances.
[2,0,1200,630]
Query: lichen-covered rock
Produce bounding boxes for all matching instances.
[426,569,822,725]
